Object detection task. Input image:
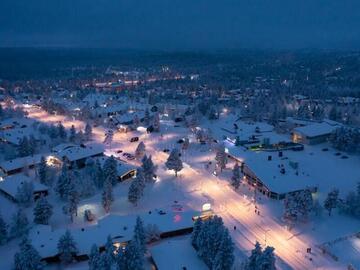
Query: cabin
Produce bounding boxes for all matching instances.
[292,122,339,145]
[55,144,104,168]
[93,156,136,182]
[0,174,48,202]
[0,154,45,176]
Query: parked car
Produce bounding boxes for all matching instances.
[177,139,185,144]
[130,137,139,142]
[163,149,170,153]
[116,149,123,154]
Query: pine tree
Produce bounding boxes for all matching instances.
[135,142,146,160]
[231,163,242,190]
[94,159,105,188]
[18,136,30,157]
[213,229,235,270]
[28,135,37,155]
[324,189,339,216]
[69,125,77,142]
[191,218,202,249]
[10,208,29,238]
[38,156,51,186]
[104,235,116,263]
[215,144,227,172]
[103,156,118,186]
[102,178,114,213]
[246,241,263,270]
[55,164,72,200]
[123,240,144,270]
[128,170,145,206]
[63,182,80,222]
[57,230,78,264]
[88,244,101,270]
[153,112,160,132]
[141,155,157,183]
[14,237,43,270]
[258,246,276,270]
[33,196,53,225]
[98,252,113,270]
[0,212,8,245]
[143,108,150,126]
[165,148,183,177]
[133,217,146,255]
[57,122,67,140]
[15,181,34,208]
[84,122,93,141]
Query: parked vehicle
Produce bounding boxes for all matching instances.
[84,209,95,222]
[130,136,139,142]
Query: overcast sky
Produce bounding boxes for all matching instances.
[1,0,360,50]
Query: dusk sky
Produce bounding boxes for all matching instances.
[1,0,360,50]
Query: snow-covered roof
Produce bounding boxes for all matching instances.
[150,238,208,270]
[227,140,360,196]
[0,154,45,173]
[0,126,40,145]
[56,144,104,162]
[51,143,77,153]
[0,174,48,198]
[294,122,339,138]
[29,210,197,259]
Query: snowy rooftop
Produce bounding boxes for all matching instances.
[29,210,197,259]
[227,140,360,196]
[150,238,208,270]
[293,122,339,138]
[51,143,78,153]
[0,153,45,173]
[55,143,104,162]
[0,126,40,145]
[0,174,48,198]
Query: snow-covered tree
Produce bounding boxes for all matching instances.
[133,217,146,255]
[135,142,146,160]
[15,181,34,208]
[120,240,144,270]
[191,218,203,248]
[245,241,263,270]
[104,129,114,146]
[10,208,29,238]
[258,246,276,270]
[55,164,72,200]
[88,244,101,270]
[38,156,52,186]
[57,230,78,264]
[33,196,53,225]
[141,155,157,183]
[13,237,43,270]
[182,137,190,150]
[103,156,118,186]
[57,122,67,141]
[231,163,242,190]
[0,212,8,245]
[324,189,339,216]
[213,229,234,270]
[215,144,227,173]
[104,235,116,263]
[152,112,160,132]
[69,125,77,143]
[63,182,80,222]
[128,169,145,205]
[283,189,313,227]
[143,108,150,126]
[18,136,30,157]
[165,148,183,177]
[93,159,105,188]
[102,178,114,213]
[84,122,93,141]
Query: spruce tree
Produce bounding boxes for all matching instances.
[246,241,263,270]
[231,163,242,190]
[57,230,78,264]
[55,164,72,200]
[191,218,202,249]
[324,189,339,216]
[38,156,51,186]
[33,196,53,225]
[88,244,101,270]
[10,208,29,238]
[213,229,235,270]
[141,155,157,183]
[14,237,43,270]
[104,235,116,263]
[84,123,93,141]
[128,169,145,205]
[94,159,105,188]
[57,122,67,140]
[215,144,227,172]
[124,240,144,270]
[153,113,160,132]
[69,125,77,143]
[103,156,118,186]
[18,136,30,157]
[135,142,146,160]
[15,181,34,208]
[0,212,8,245]
[63,182,80,222]
[165,148,183,177]
[133,217,146,255]
[258,246,276,270]
[102,178,114,213]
